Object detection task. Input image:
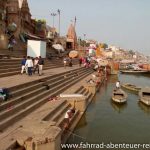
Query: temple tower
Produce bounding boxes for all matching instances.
[66,24,77,50]
[21,0,32,33]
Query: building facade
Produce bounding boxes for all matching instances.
[3,0,35,37]
[0,0,7,34]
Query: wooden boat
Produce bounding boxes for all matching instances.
[139,87,150,106]
[112,88,127,104]
[120,69,148,74]
[121,83,141,93]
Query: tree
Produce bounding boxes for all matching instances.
[99,43,108,49]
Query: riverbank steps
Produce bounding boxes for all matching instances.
[0,69,104,150]
[0,58,79,78]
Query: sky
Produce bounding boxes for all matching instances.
[28,0,150,55]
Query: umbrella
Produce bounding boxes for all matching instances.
[52,44,65,52]
[69,50,78,58]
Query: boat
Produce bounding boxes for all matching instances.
[139,87,150,106]
[112,88,127,104]
[121,83,141,93]
[120,69,148,74]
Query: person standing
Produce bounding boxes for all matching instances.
[21,56,27,74]
[38,56,44,76]
[69,57,73,67]
[79,57,82,67]
[25,56,33,76]
[33,57,39,74]
[104,66,107,80]
[116,81,120,89]
[63,57,67,69]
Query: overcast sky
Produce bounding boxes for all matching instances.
[28,0,150,55]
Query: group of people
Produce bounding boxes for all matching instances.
[21,56,44,76]
[78,57,91,68]
[63,57,73,68]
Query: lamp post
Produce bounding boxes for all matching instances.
[51,13,57,28]
[78,37,81,50]
[57,9,60,36]
[83,34,86,56]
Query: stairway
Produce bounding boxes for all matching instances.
[0,67,94,131]
[0,58,79,78]
[60,86,94,144]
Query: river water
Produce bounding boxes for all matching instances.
[66,73,150,150]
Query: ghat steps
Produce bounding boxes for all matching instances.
[0,58,79,78]
[0,67,94,132]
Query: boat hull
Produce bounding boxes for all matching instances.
[121,83,141,93]
[120,70,148,74]
[112,89,127,104]
[139,87,150,106]
[112,97,127,104]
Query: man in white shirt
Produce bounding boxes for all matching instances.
[116,81,120,89]
[25,56,33,76]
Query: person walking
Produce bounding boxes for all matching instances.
[33,57,39,74]
[25,56,33,76]
[21,56,27,74]
[63,57,67,69]
[38,56,44,76]
[79,57,82,67]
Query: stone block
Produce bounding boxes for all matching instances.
[85,84,96,95]
[59,94,87,112]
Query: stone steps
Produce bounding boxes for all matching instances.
[43,102,71,123]
[8,67,82,92]
[10,68,84,97]
[42,100,69,121]
[0,58,78,77]
[61,87,94,144]
[0,64,63,74]
[74,86,84,93]
[0,68,94,131]
[0,68,86,113]
[77,86,93,103]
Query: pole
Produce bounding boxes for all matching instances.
[84,34,86,55]
[53,15,54,28]
[51,13,57,28]
[57,9,60,36]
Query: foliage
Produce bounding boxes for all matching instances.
[78,39,90,47]
[35,19,46,31]
[99,43,108,49]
